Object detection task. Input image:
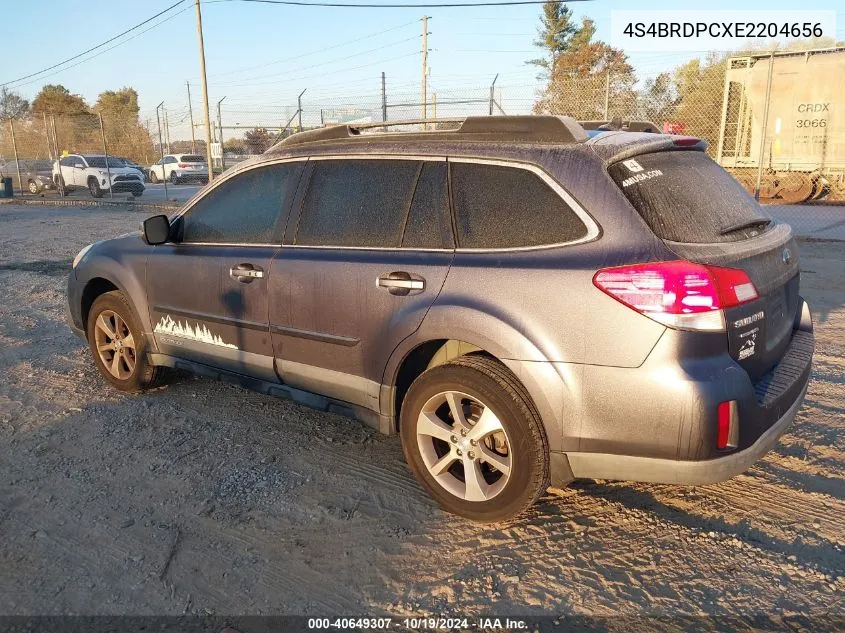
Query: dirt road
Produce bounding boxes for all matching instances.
[0,204,843,624]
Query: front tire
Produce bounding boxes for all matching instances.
[400,355,549,523]
[88,177,103,198]
[149,170,159,184]
[86,291,164,392]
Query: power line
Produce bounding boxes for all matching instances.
[210,35,421,86]
[209,19,419,78]
[216,0,591,7]
[6,5,194,90]
[0,0,189,87]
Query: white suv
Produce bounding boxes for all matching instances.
[53,154,145,198]
[149,154,209,185]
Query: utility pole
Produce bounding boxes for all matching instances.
[42,113,52,159]
[489,73,498,115]
[187,81,196,154]
[432,93,437,120]
[603,72,610,119]
[156,102,169,199]
[381,72,387,122]
[164,107,171,153]
[217,96,226,171]
[421,16,429,125]
[195,0,215,182]
[297,89,306,133]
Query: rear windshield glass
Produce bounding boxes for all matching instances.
[181,155,205,163]
[608,151,772,243]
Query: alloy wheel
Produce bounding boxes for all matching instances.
[93,310,136,380]
[416,390,512,502]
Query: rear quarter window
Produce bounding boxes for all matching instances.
[608,151,772,243]
[450,162,588,249]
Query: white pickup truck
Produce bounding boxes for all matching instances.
[53,154,145,198]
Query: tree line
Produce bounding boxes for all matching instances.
[529,1,841,151]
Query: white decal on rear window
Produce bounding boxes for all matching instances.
[623,159,644,173]
[621,169,663,188]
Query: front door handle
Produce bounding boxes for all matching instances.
[377,271,425,296]
[230,263,264,283]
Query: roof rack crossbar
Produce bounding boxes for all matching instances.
[275,115,589,148]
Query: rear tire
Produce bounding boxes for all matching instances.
[86,291,165,393]
[28,180,39,194]
[400,355,549,523]
[170,171,179,185]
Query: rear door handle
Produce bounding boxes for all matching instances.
[377,271,425,296]
[230,263,264,283]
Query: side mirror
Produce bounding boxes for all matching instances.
[142,214,171,245]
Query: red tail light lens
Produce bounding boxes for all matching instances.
[178,163,188,168]
[592,261,758,331]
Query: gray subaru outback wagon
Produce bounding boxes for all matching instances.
[67,116,814,522]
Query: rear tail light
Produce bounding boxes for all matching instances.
[717,400,739,449]
[178,163,188,168]
[592,261,759,331]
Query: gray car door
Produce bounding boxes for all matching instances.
[146,161,305,381]
[269,157,454,411]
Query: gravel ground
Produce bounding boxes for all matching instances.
[0,204,843,626]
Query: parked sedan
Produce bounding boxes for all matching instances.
[0,159,55,194]
[149,154,209,184]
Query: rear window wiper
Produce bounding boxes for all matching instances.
[720,218,772,236]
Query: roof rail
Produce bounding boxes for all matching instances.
[274,115,588,148]
[580,119,661,133]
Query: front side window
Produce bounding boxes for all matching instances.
[450,162,588,249]
[296,159,421,248]
[60,157,76,167]
[178,162,303,244]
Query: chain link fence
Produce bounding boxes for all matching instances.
[2,45,843,208]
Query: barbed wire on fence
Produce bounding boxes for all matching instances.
[2,45,844,205]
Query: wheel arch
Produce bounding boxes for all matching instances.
[382,312,571,451]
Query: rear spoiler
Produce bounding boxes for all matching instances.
[580,119,661,133]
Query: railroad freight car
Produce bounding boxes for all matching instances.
[716,46,845,204]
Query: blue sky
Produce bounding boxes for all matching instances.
[2,0,842,139]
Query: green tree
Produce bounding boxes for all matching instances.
[533,15,637,119]
[671,54,727,153]
[93,87,154,163]
[0,88,30,118]
[31,84,88,115]
[243,127,276,154]
[637,72,677,125]
[527,0,578,74]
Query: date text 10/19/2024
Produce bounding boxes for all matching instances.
[307,617,529,630]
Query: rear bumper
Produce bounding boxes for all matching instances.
[552,297,814,487]
[561,377,808,485]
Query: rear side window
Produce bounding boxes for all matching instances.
[402,161,453,249]
[181,155,205,163]
[608,151,772,243]
[179,163,303,244]
[450,162,588,249]
[296,159,420,248]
